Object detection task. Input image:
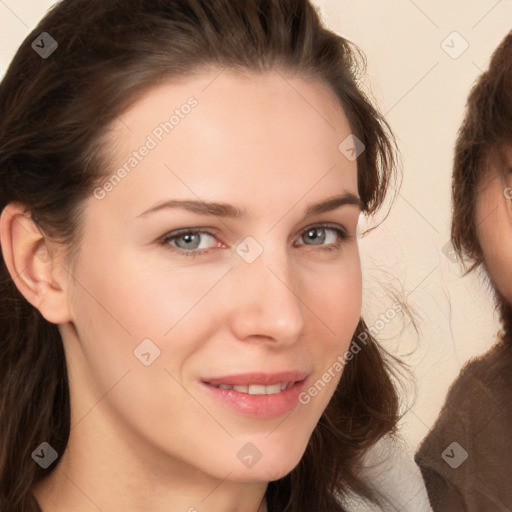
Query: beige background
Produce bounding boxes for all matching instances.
[1,0,511,510]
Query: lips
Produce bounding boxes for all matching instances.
[201,371,309,417]
[203,370,309,387]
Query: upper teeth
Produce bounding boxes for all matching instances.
[214,383,292,394]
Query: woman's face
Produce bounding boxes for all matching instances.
[475,146,512,304]
[61,70,362,484]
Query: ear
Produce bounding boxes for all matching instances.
[0,202,72,324]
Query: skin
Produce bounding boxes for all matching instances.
[0,70,362,512]
[475,146,512,303]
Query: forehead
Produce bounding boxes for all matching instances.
[115,69,351,129]
[96,70,358,218]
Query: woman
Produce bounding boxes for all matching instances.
[0,1,401,510]
[415,31,512,511]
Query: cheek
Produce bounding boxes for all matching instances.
[476,185,512,302]
[308,275,361,408]
[70,244,229,338]
[298,249,362,412]
[66,245,237,414]
[479,234,512,305]
[305,250,362,342]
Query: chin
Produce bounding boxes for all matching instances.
[229,445,306,483]
[227,463,299,484]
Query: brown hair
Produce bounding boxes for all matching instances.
[451,31,512,333]
[0,1,400,510]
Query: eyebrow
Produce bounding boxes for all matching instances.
[136,193,364,219]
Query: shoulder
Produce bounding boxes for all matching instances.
[459,338,512,388]
[417,340,512,452]
[414,339,512,510]
[430,339,512,415]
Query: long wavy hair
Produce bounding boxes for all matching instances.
[0,1,401,511]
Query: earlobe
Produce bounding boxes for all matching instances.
[0,202,72,324]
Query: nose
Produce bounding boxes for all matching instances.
[227,245,306,346]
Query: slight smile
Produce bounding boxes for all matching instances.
[201,371,309,418]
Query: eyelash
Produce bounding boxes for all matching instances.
[160,224,349,259]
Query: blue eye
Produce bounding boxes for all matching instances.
[161,229,218,258]
[160,224,348,258]
[297,226,347,248]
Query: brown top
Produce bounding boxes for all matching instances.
[415,339,512,511]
